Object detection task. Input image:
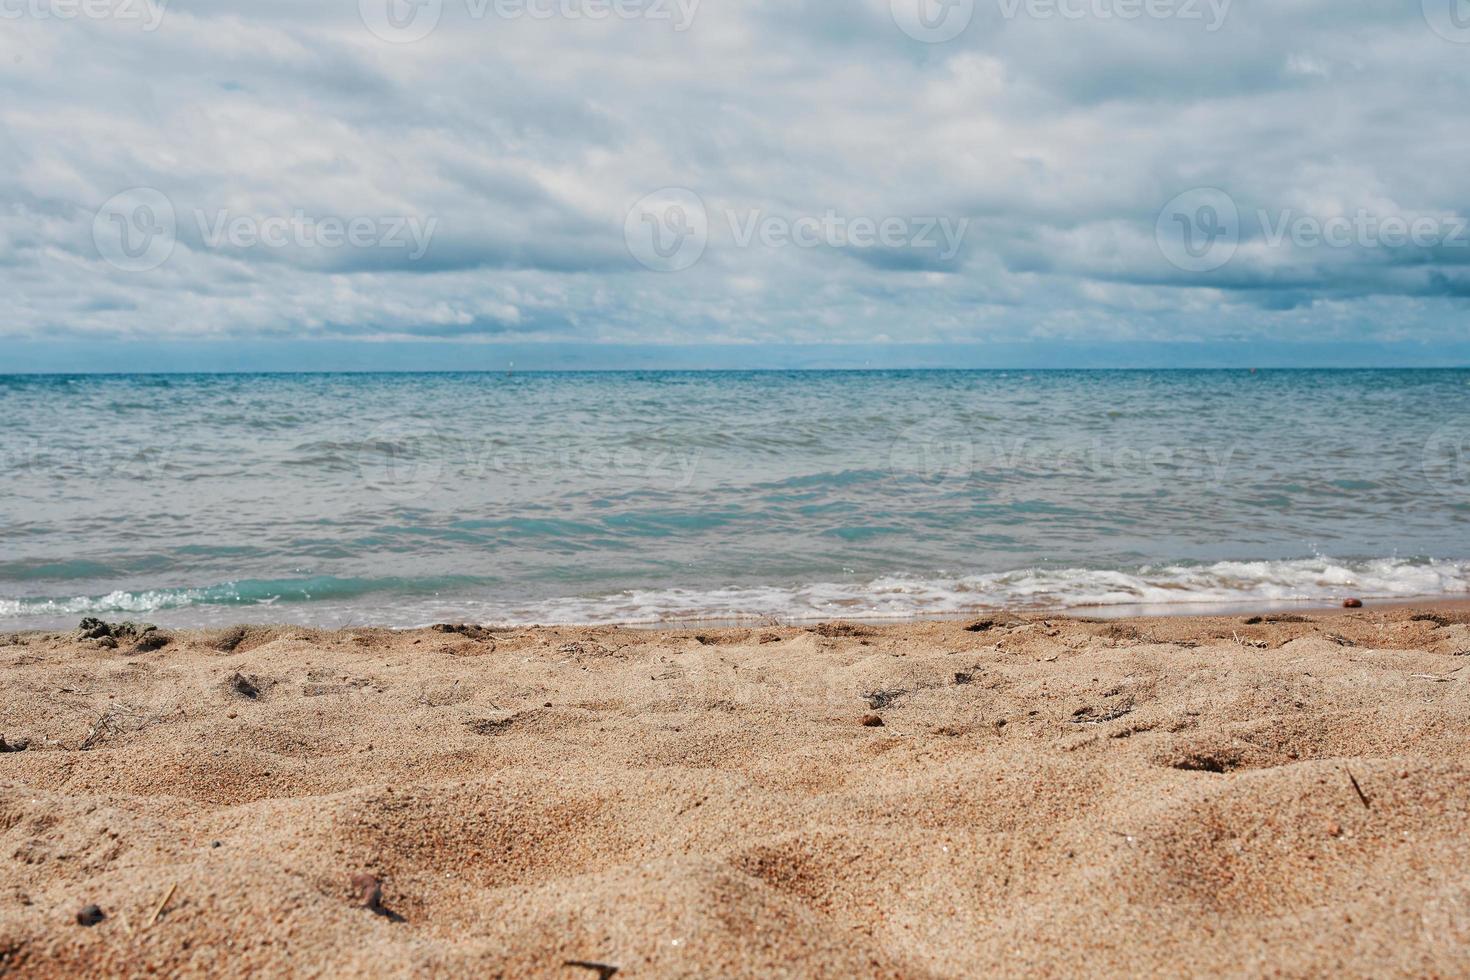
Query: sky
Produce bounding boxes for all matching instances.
[3,0,1470,370]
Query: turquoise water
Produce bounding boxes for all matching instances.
[2,370,1468,629]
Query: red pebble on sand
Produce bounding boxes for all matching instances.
[1343,598,1364,609]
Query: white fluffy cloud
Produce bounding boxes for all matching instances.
[3,0,1470,348]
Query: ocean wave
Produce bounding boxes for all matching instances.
[0,575,490,620]
[2,557,1466,628]
[496,557,1470,625]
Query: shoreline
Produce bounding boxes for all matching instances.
[6,556,1470,636]
[6,593,1470,638]
[614,594,1470,631]
[3,604,1468,974]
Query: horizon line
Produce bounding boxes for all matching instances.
[5,366,1470,376]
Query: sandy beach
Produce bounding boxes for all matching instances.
[1,605,1468,977]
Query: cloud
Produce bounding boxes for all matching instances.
[1,0,1469,353]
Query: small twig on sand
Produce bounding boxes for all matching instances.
[1345,769,1372,810]
[78,703,184,752]
[80,715,114,750]
[564,962,619,979]
[1071,705,1135,725]
[147,883,177,928]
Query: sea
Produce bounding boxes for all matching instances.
[2,369,1468,631]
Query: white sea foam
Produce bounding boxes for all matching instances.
[2,557,1467,629]
[490,556,1470,626]
[0,588,212,619]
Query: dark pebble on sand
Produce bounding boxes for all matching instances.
[0,736,29,753]
[954,672,973,685]
[861,714,884,727]
[134,632,172,652]
[75,905,105,927]
[352,873,383,910]
[78,618,158,642]
[351,873,405,921]
[1343,598,1364,609]
[431,623,492,641]
[77,618,109,639]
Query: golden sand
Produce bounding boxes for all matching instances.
[2,606,1468,977]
